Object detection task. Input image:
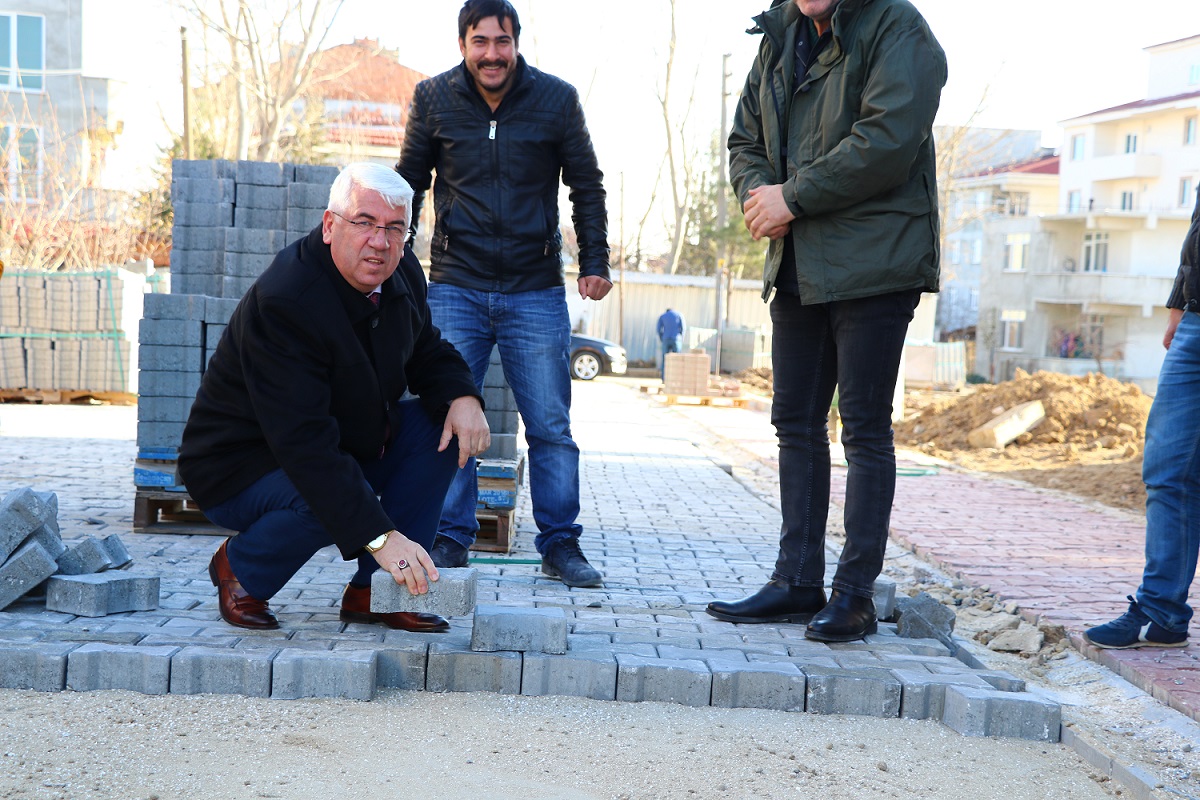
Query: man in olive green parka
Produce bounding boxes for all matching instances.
[707,0,947,642]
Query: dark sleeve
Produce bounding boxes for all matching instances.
[1168,188,1200,309]
[560,88,611,281]
[396,82,435,238]
[240,297,394,558]
[728,38,777,210]
[787,23,947,216]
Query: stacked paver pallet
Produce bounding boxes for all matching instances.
[0,268,148,395]
[134,159,339,527]
[476,347,524,552]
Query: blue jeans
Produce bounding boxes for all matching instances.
[769,289,920,598]
[1137,310,1200,632]
[202,399,459,600]
[426,283,581,555]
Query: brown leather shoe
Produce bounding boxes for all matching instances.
[340,583,450,633]
[208,540,279,630]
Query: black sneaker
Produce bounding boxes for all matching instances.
[541,539,603,588]
[1084,596,1188,649]
[428,535,470,568]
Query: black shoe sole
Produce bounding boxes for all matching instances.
[803,620,878,642]
[705,608,817,624]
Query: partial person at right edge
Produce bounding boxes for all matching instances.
[1084,187,1200,650]
[705,0,947,642]
[397,0,611,588]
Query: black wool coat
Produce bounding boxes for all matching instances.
[177,227,480,558]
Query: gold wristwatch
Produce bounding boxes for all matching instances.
[364,532,390,553]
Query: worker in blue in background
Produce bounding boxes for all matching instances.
[656,307,686,380]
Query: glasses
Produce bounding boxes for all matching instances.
[330,211,406,245]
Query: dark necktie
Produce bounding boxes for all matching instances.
[368,292,381,307]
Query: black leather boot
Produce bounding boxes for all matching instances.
[706,579,827,624]
[804,589,878,642]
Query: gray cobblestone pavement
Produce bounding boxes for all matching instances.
[0,383,1055,739]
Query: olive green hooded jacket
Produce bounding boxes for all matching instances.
[729,0,948,302]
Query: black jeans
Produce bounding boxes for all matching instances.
[769,289,920,598]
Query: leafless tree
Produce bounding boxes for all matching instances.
[655,0,700,275]
[180,0,345,162]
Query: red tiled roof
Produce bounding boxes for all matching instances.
[960,154,1060,179]
[309,40,428,107]
[1063,88,1200,122]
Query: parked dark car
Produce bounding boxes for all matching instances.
[569,334,627,381]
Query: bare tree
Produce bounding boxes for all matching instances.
[655,0,701,275]
[180,0,345,162]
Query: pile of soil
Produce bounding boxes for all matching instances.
[895,370,1153,513]
[735,366,774,396]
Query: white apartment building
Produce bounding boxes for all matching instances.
[976,34,1200,394]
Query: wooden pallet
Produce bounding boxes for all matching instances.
[471,507,515,553]
[133,487,231,536]
[0,388,135,405]
[663,393,750,409]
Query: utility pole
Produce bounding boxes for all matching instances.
[713,53,731,378]
[181,27,193,160]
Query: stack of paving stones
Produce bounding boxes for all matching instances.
[136,159,338,459]
[0,487,155,619]
[481,347,519,461]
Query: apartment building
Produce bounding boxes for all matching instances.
[976,34,1200,393]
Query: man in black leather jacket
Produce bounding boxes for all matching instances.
[396,0,610,587]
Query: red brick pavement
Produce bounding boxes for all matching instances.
[841,462,1200,722]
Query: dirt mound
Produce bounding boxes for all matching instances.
[896,369,1152,453]
[735,367,774,396]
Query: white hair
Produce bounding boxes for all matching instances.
[327,162,414,230]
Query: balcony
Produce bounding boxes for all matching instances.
[1085,152,1162,182]
[1028,271,1174,312]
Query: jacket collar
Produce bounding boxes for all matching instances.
[299,226,410,322]
[752,0,868,57]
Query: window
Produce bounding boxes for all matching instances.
[1000,310,1025,350]
[0,13,44,91]
[1183,177,1197,208]
[997,192,1030,216]
[969,289,979,312]
[949,239,961,265]
[1191,64,1200,85]
[971,239,982,264]
[1068,190,1082,213]
[1124,134,1137,154]
[1120,191,1135,211]
[1004,233,1030,272]
[1080,314,1105,359]
[1185,116,1197,146]
[1082,232,1108,272]
[0,125,43,200]
[1071,134,1085,160]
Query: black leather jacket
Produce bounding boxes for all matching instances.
[1168,187,1200,313]
[397,57,609,293]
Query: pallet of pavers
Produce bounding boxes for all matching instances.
[472,453,525,553]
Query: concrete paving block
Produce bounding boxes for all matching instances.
[56,536,113,575]
[711,661,805,711]
[370,567,476,617]
[173,159,235,180]
[137,370,202,399]
[235,183,287,209]
[896,591,957,641]
[174,201,234,228]
[286,182,332,208]
[220,276,257,299]
[222,227,287,255]
[333,639,428,690]
[522,651,616,700]
[100,534,133,570]
[0,642,78,691]
[170,646,275,697]
[803,665,902,717]
[143,292,207,321]
[66,643,179,694]
[45,573,160,617]
[234,206,287,230]
[941,684,1062,742]
[873,575,897,620]
[22,524,65,561]
[139,344,204,373]
[482,433,518,460]
[483,386,517,411]
[0,541,59,611]
[138,318,204,347]
[237,159,290,186]
[32,491,58,537]
[927,663,1027,692]
[287,206,324,231]
[0,487,46,561]
[136,421,187,449]
[171,225,225,252]
[171,177,234,205]
[292,164,339,184]
[890,668,994,720]
[426,642,521,694]
[137,396,194,423]
[615,654,712,707]
[271,648,376,701]
[471,605,567,654]
[223,251,269,279]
